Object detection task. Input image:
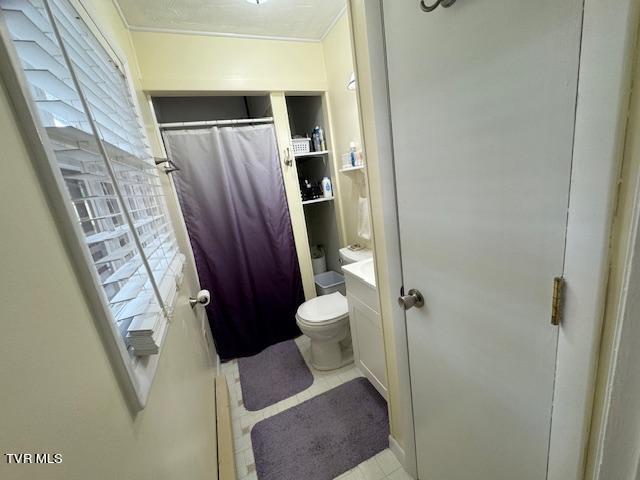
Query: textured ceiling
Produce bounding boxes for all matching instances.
[115,0,347,41]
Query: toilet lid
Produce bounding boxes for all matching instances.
[296,292,348,325]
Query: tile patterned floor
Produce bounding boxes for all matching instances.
[222,335,413,480]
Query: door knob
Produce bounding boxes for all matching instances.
[398,289,425,310]
[189,289,210,308]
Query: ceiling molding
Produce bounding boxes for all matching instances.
[126,25,322,43]
[320,4,347,41]
[111,0,130,29]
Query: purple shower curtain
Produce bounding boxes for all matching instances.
[163,124,304,360]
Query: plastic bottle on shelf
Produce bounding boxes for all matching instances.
[318,126,326,151]
[312,127,321,152]
[349,142,357,167]
[322,177,333,198]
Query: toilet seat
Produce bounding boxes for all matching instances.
[296,292,349,326]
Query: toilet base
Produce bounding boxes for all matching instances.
[310,341,354,371]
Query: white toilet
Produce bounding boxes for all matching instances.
[296,247,373,370]
[296,292,351,370]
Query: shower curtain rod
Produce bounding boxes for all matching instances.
[158,117,274,129]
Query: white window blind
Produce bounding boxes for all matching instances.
[0,0,184,356]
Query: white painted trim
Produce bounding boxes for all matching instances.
[111,0,130,30]
[321,5,348,41]
[126,24,322,44]
[145,94,168,158]
[388,435,406,467]
[591,137,640,480]
[548,1,640,479]
[352,0,640,479]
[589,68,640,480]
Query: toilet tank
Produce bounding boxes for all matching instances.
[339,247,373,266]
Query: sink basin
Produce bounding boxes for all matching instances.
[342,258,376,288]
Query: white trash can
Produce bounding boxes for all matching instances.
[314,271,346,296]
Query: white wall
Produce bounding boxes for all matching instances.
[131,31,327,93]
[0,1,219,479]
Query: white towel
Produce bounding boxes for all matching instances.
[357,197,371,241]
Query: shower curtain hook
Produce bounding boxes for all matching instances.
[420,0,457,12]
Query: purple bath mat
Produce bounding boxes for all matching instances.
[251,377,389,480]
[238,340,313,411]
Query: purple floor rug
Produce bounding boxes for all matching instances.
[238,340,313,411]
[251,377,389,480]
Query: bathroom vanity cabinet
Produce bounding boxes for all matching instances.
[342,259,387,399]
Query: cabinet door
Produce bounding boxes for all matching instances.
[349,295,387,399]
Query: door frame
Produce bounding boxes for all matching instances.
[587,36,640,480]
[348,0,640,479]
[589,113,640,480]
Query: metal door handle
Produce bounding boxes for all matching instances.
[189,289,211,308]
[398,289,425,310]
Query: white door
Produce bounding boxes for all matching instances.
[382,0,583,478]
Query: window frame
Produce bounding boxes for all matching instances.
[0,0,174,411]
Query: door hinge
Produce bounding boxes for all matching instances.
[551,276,565,326]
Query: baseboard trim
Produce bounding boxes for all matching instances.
[389,435,405,466]
[215,376,236,480]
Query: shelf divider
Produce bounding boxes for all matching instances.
[339,165,365,173]
[302,196,334,206]
[295,150,330,159]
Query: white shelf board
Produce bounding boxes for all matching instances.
[339,165,365,173]
[302,196,334,206]
[295,150,330,158]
